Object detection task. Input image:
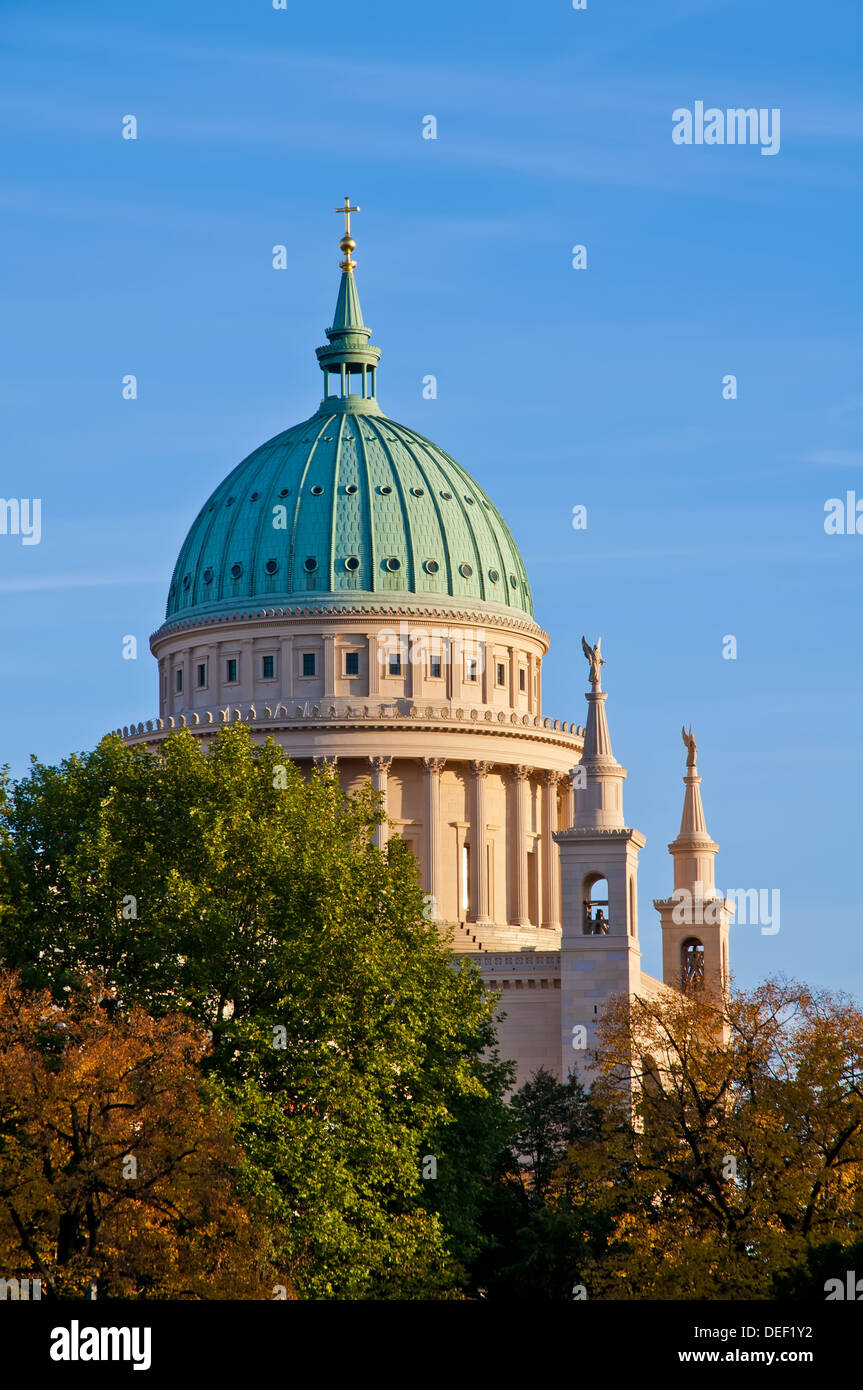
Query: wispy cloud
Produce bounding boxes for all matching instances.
[0,570,164,595]
[801,448,863,468]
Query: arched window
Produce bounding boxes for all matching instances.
[681,938,705,993]
[583,875,609,935]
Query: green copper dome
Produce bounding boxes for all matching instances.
[163,225,533,627]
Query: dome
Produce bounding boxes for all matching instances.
[165,411,533,624]
[162,215,533,630]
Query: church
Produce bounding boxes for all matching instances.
[112,201,732,1087]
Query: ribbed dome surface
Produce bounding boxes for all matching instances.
[165,408,534,623]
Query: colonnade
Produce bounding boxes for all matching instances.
[312,754,574,931]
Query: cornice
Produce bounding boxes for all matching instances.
[111,700,585,752]
[150,601,550,648]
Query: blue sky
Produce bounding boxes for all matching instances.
[1,0,861,996]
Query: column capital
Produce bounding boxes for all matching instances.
[369,755,393,775]
[469,760,494,779]
[422,756,447,774]
[313,754,339,768]
[510,764,531,782]
[541,769,564,788]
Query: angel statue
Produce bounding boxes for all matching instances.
[581,635,605,690]
[681,724,697,769]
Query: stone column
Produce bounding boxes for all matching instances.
[450,634,463,704]
[481,635,491,705]
[323,635,336,697]
[469,761,493,924]
[422,757,446,919]
[509,765,531,926]
[541,770,562,929]
[368,634,380,695]
[281,636,294,699]
[564,772,576,830]
[369,755,392,848]
[411,632,425,702]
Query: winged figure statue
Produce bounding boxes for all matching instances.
[681,724,697,768]
[581,635,605,689]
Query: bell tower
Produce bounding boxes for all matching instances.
[555,638,645,1083]
[653,727,732,1001]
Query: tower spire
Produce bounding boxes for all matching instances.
[574,637,627,826]
[654,727,732,999]
[669,726,717,894]
[315,197,381,413]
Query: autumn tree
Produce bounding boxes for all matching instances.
[0,970,269,1298]
[0,726,509,1298]
[577,978,863,1299]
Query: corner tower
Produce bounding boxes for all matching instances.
[653,728,731,1000]
[554,638,645,1082]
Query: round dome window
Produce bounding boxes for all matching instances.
[279,488,290,498]
[345,556,360,572]
[203,568,214,585]
[385,557,401,572]
[464,496,475,505]
[304,557,318,573]
[411,487,424,497]
[345,484,358,495]
[264,559,278,575]
[509,574,517,588]
[380,485,392,495]
[440,491,452,500]
[488,568,500,583]
[424,559,439,575]
[250,491,259,502]
[182,574,191,590]
[231,563,243,580]
[459,563,473,578]
[310,485,324,496]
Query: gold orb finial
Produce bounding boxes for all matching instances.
[334,196,360,272]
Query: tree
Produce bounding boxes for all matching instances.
[0,970,268,1298]
[0,726,509,1298]
[578,978,863,1299]
[469,1070,609,1301]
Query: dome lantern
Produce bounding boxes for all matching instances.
[315,198,381,412]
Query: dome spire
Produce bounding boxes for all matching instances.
[335,195,359,273]
[315,196,381,413]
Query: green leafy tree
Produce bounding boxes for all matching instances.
[0,726,509,1298]
[469,1069,609,1301]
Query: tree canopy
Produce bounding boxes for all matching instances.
[0,970,266,1298]
[0,727,511,1298]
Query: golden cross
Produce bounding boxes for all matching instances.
[335,196,360,238]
